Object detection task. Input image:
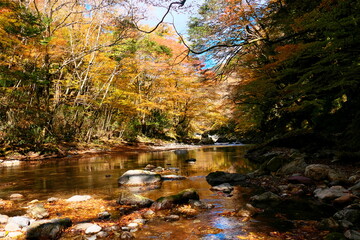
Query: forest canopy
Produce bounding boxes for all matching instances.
[188,0,360,150]
[0,0,359,153]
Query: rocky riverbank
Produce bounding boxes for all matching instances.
[206,146,360,240]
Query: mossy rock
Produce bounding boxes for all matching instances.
[324,232,346,240]
[153,189,199,210]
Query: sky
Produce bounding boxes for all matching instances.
[140,0,205,35]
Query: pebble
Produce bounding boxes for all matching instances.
[66,195,92,202]
[127,223,138,229]
[85,224,102,234]
[47,197,59,203]
[0,214,9,224]
[5,222,21,232]
[7,232,23,238]
[10,193,24,200]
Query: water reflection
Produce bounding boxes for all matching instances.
[0,145,261,239]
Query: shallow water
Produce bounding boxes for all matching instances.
[0,145,275,239]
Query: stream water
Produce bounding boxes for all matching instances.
[0,145,277,239]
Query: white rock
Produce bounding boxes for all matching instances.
[132,219,146,224]
[7,232,23,238]
[66,195,92,202]
[127,222,138,229]
[85,235,97,240]
[96,231,108,238]
[0,214,9,224]
[9,193,24,200]
[85,224,102,234]
[0,231,6,238]
[74,223,95,231]
[5,222,21,232]
[8,216,32,227]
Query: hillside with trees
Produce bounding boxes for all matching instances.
[188,0,360,152]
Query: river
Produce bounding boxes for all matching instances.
[0,145,278,239]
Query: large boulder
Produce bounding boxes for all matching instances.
[117,190,154,208]
[305,164,331,180]
[152,189,199,210]
[278,158,308,175]
[118,170,161,186]
[26,218,72,240]
[206,171,247,186]
[250,191,282,208]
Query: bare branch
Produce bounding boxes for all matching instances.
[134,0,186,34]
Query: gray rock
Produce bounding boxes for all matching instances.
[339,219,353,228]
[66,195,92,202]
[120,231,134,239]
[210,183,234,193]
[27,203,49,219]
[96,231,109,238]
[206,171,247,186]
[142,210,155,219]
[117,190,154,208]
[333,208,360,224]
[314,186,349,201]
[85,224,102,234]
[0,214,9,224]
[251,191,281,203]
[318,217,339,230]
[152,189,199,210]
[161,175,186,180]
[266,156,286,172]
[278,158,307,175]
[98,211,111,220]
[26,218,72,240]
[188,200,214,209]
[328,169,346,182]
[118,170,162,186]
[305,164,331,180]
[349,182,360,192]
[344,230,360,240]
[164,215,180,221]
[74,223,96,231]
[250,191,281,208]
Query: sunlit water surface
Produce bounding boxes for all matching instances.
[0,145,274,239]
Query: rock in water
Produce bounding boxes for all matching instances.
[206,171,246,186]
[152,189,199,210]
[117,190,154,208]
[66,195,92,202]
[161,175,186,181]
[26,218,72,240]
[118,170,161,186]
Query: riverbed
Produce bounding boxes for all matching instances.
[0,145,280,239]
